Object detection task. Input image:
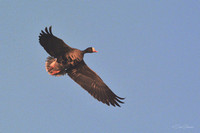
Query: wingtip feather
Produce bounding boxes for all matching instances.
[45,27,50,34]
[49,26,53,35]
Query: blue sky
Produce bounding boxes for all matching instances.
[1,0,200,133]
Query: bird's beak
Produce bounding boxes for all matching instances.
[94,50,98,53]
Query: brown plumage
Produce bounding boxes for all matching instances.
[39,26,124,107]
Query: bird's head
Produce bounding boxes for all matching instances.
[83,47,98,53]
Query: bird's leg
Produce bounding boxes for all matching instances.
[48,61,56,71]
[48,60,61,75]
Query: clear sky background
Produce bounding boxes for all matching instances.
[1,0,200,133]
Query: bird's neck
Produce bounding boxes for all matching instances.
[83,49,89,54]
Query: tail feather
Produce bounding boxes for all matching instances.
[45,56,66,76]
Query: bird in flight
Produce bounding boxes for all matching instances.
[39,26,124,107]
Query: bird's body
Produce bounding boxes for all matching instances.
[39,26,124,107]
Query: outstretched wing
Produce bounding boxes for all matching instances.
[39,26,71,58]
[67,61,124,107]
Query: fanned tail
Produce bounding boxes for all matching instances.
[45,56,66,76]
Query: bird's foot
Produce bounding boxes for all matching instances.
[50,70,61,75]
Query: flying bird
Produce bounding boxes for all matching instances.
[39,26,124,107]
